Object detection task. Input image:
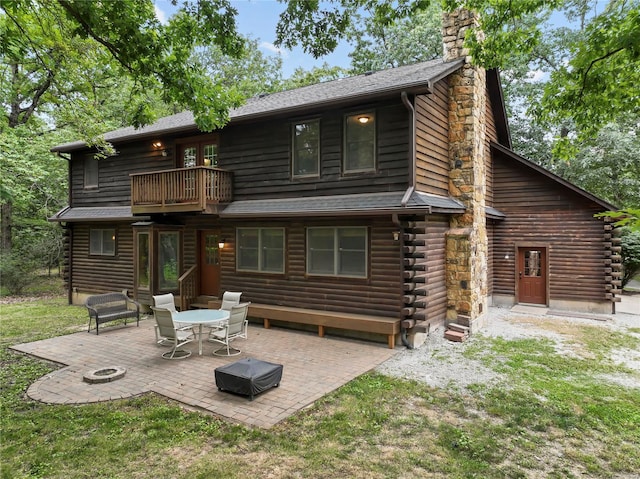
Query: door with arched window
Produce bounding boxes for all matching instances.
[177,135,219,168]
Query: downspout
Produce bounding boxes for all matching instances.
[396,91,418,348]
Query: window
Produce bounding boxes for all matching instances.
[177,136,219,168]
[84,158,98,188]
[344,112,375,173]
[237,228,285,273]
[292,120,320,177]
[137,232,150,288]
[307,227,367,277]
[90,229,115,256]
[158,232,180,290]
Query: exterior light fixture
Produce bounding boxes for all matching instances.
[218,238,226,249]
[152,141,163,149]
[393,231,401,241]
[357,116,370,124]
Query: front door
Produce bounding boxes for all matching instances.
[199,231,221,296]
[517,247,547,305]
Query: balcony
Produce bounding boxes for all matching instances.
[131,167,232,215]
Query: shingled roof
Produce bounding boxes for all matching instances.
[51,58,464,153]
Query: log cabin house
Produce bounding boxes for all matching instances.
[50,11,621,348]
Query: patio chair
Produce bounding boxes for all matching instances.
[153,293,194,339]
[151,307,195,359]
[208,302,251,356]
[220,291,242,310]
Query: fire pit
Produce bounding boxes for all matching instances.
[83,366,126,384]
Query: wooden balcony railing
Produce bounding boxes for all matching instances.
[130,167,232,214]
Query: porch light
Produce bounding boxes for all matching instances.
[393,231,401,241]
[218,238,226,249]
[357,115,370,124]
[152,141,163,149]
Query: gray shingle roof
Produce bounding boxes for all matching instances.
[220,190,465,218]
[52,58,464,152]
[49,206,148,222]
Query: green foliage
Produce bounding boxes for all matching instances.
[0,251,39,295]
[620,228,640,287]
[347,2,442,73]
[281,62,349,89]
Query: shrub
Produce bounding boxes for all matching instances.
[621,228,640,288]
[0,252,39,295]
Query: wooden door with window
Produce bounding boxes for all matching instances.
[199,231,221,296]
[517,247,547,304]
[178,137,219,168]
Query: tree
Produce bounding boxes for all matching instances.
[2,0,246,131]
[275,0,640,157]
[281,63,349,90]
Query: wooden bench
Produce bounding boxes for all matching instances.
[208,300,400,349]
[85,292,140,335]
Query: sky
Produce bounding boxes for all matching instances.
[153,0,353,77]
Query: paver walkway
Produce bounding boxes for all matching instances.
[11,320,396,428]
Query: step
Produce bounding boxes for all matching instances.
[444,329,468,342]
[446,323,470,333]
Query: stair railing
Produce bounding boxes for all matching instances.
[178,265,198,311]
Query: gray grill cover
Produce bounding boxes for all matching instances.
[215,358,283,400]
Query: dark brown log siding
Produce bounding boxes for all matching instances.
[425,215,448,321]
[492,153,606,301]
[415,78,450,197]
[485,86,497,206]
[69,223,135,294]
[221,102,410,200]
[71,146,170,207]
[196,217,404,318]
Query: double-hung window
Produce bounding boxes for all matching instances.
[344,112,375,173]
[292,120,320,177]
[307,227,367,278]
[84,158,99,188]
[237,228,285,273]
[90,229,115,256]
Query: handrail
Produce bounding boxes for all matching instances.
[178,265,198,311]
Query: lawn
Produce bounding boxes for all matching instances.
[2,278,639,478]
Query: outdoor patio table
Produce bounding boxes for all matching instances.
[174,309,230,356]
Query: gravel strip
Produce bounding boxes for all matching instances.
[376,305,640,392]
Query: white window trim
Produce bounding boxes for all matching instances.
[306,227,368,278]
[343,111,376,174]
[236,227,285,274]
[292,119,320,178]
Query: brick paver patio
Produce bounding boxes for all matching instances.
[11,319,396,428]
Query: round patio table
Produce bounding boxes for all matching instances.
[174,309,230,356]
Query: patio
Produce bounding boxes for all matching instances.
[11,318,396,428]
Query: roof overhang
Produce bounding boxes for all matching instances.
[49,206,149,223]
[219,191,465,219]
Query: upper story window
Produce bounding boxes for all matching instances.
[344,112,375,173]
[237,228,285,274]
[292,120,320,177]
[90,229,115,256]
[177,135,219,168]
[307,227,368,278]
[84,158,99,188]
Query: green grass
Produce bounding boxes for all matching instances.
[2,278,640,478]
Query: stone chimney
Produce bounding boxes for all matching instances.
[442,9,489,332]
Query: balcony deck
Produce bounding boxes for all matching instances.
[130,167,232,214]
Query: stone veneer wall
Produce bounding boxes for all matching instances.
[442,9,489,331]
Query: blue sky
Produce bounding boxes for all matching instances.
[154,0,352,77]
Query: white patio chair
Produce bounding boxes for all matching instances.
[153,293,194,339]
[208,302,250,356]
[151,307,195,359]
[220,291,242,310]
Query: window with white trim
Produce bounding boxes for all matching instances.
[292,120,320,177]
[237,228,285,273]
[307,227,367,277]
[344,112,375,173]
[90,229,115,256]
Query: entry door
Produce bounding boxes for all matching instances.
[199,231,221,296]
[517,247,547,304]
